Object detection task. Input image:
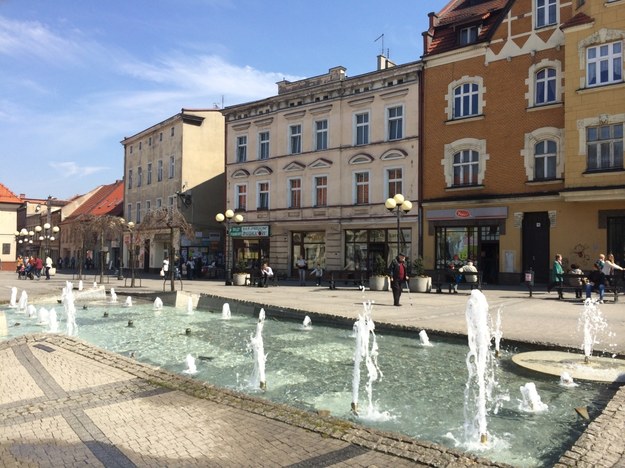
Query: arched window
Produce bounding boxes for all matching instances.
[453,150,479,186]
[534,140,557,180]
[453,83,479,118]
[535,68,557,105]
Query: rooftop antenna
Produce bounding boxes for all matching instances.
[374,33,385,56]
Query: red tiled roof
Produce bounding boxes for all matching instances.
[560,12,594,30]
[0,183,23,204]
[425,0,513,56]
[66,180,124,219]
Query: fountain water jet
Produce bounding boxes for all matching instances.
[182,354,198,374]
[63,282,78,336]
[302,316,312,329]
[9,287,17,308]
[109,288,118,303]
[153,297,163,310]
[78,280,83,291]
[187,297,194,314]
[419,330,432,347]
[124,296,133,308]
[18,291,28,312]
[249,309,267,390]
[579,299,610,363]
[48,309,59,333]
[27,305,37,318]
[222,303,231,319]
[519,382,548,412]
[492,307,503,358]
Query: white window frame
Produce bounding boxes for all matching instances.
[586,41,623,88]
[586,123,624,171]
[313,175,328,207]
[288,177,302,209]
[289,124,302,154]
[452,150,480,186]
[535,0,557,29]
[257,181,270,210]
[258,131,270,160]
[446,76,484,120]
[526,59,562,107]
[235,183,247,211]
[385,167,403,199]
[459,25,478,45]
[168,156,175,179]
[353,170,370,205]
[521,127,564,181]
[354,112,370,145]
[534,140,558,180]
[386,105,404,141]
[314,119,328,151]
[236,135,248,162]
[442,138,489,188]
[453,82,479,118]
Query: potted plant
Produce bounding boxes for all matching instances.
[369,254,389,291]
[232,259,249,286]
[409,256,431,293]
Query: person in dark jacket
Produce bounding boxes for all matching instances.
[389,253,409,306]
[585,262,606,303]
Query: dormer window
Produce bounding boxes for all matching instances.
[459,26,478,45]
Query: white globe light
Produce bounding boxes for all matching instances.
[393,193,405,204]
[385,198,397,210]
[401,200,413,212]
[44,223,51,230]
[215,213,225,222]
[234,214,244,223]
[35,226,42,232]
[50,236,55,241]
[20,228,28,236]
[225,209,234,219]
[52,226,60,233]
[38,236,44,241]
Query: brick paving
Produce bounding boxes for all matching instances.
[1,270,625,467]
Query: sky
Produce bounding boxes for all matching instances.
[0,0,443,201]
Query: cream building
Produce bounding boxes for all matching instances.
[222,58,422,277]
[121,109,225,273]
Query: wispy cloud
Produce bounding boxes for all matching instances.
[49,161,108,178]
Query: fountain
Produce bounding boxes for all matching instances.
[37,307,49,326]
[109,288,118,303]
[464,290,496,445]
[249,308,267,390]
[519,382,548,412]
[48,308,59,333]
[579,298,610,363]
[302,316,312,329]
[559,372,578,388]
[124,296,133,308]
[492,306,503,357]
[78,280,83,291]
[187,297,194,314]
[92,281,98,289]
[18,291,28,312]
[0,311,7,336]
[63,282,77,337]
[153,297,163,310]
[182,354,198,374]
[27,305,37,318]
[221,303,231,319]
[419,330,432,347]
[9,287,17,308]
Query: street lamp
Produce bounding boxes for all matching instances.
[125,221,136,287]
[385,193,412,259]
[216,209,244,286]
[36,223,60,258]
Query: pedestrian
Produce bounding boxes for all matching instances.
[296,255,307,286]
[260,261,274,287]
[45,255,53,280]
[389,253,409,306]
[568,263,584,299]
[547,254,564,297]
[585,262,606,304]
[310,263,324,286]
[34,256,43,279]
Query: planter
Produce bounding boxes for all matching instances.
[409,276,431,293]
[232,273,249,286]
[369,275,389,291]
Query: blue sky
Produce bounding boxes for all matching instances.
[0,0,442,200]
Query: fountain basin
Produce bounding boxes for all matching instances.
[513,351,625,383]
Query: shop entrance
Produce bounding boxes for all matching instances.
[522,212,550,283]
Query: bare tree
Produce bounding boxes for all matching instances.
[137,206,195,291]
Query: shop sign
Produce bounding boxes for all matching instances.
[230,225,270,237]
[426,207,508,221]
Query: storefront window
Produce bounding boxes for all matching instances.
[292,231,325,271]
[435,226,485,269]
[345,229,411,272]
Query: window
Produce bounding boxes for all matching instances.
[168,196,175,207]
[159,132,163,142]
[314,119,328,151]
[146,200,151,213]
[170,127,175,137]
[354,171,369,204]
[148,137,152,146]
[235,184,247,210]
[355,112,369,145]
[534,140,557,179]
[156,198,162,208]
[314,176,327,207]
[236,135,247,162]
[535,68,557,104]
[387,106,403,141]
[157,160,163,182]
[587,41,623,87]
[137,167,143,187]
[138,142,142,150]
[126,203,132,222]
[168,156,175,179]
[536,0,557,28]
[147,163,152,185]
[387,168,403,198]
[258,132,270,160]
[128,169,133,189]
[289,178,302,208]
[587,124,624,171]
[459,26,478,45]
[2,243,10,255]
[258,182,270,210]
[289,124,302,154]
[136,202,141,223]
[453,83,479,118]
[453,150,479,186]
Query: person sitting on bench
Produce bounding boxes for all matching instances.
[260,262,273,287]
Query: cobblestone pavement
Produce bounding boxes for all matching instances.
[1,271,625,467]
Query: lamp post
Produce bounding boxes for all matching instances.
[385,193,412,259]
[15,228,31,257]
[216,209,244,286]
[125,221,136,287]
[36,223,60,258]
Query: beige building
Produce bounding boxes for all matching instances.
[222,58,422,277]
[121,109,225,273]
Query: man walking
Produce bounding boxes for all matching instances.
[389,253,409,306]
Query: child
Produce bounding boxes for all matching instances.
[568,263,583,299]
[310,263,324,286]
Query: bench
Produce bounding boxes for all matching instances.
[431,269,482,293]
[554,272,622,302]
[327,270,367,290]
[247,270,279,287]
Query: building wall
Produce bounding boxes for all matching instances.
[0,205,18,269]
